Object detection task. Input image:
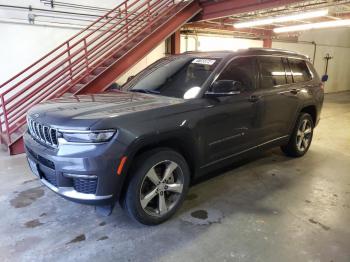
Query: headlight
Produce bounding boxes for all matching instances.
[59,130,116,143]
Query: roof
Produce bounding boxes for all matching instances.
[183,48,308,60]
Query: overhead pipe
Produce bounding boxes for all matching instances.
[40,0,111,13]
[0,4,105,19]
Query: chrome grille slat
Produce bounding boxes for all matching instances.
[49,128,54,145]
[38,124,44,141]
[28,119,34,135]
[27,117,58,148]
[43,126,52,144]
[34,122,40,138]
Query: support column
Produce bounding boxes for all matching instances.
[170,30,181,54]
[263,38,272,48]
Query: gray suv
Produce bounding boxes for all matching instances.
[25,48,324,225]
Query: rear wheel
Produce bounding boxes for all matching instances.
[281,113,314,157]
[122,148,190,225]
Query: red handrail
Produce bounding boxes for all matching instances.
[6,0,172,123]
[5,0,170,118]
[0,0,131,90]
[0,0,188,144]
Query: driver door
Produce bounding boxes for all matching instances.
[199,57,263,165]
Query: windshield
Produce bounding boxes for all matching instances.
[123,56,221,99]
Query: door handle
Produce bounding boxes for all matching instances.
[248,95,260,103]
[290,88,301,95]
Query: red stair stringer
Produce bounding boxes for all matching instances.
[77,0,202,94]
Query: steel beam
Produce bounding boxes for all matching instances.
[263,38,273,48]
[195,0,306,21]
[183,21,271,38]
[170,30,181,54]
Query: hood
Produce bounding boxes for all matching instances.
[28,90,184,130]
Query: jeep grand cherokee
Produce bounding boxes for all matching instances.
[25,48,324,225]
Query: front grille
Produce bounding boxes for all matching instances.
[73,177,98,194]
[27,117,59,147]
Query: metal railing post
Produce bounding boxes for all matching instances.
[148,1,151,24]
[125,1,129,38]
[0,103,3,145]
[0,96,11,144]
[83,39,89,70]
[66,42,73,82]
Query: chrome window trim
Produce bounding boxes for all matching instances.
[201,135,289,168]
[207,53,314,94]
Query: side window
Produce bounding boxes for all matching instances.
[282,58,293,84]
[217,57,256,90]
[258,57,287,88]
[288,58,312,83]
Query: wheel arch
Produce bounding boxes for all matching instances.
[300,104,317,125]
[117,131,199,202]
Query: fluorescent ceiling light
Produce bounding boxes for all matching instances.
[234,9,328,28]
[274,19,350,33]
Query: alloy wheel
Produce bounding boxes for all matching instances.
[139,160,184,217]
[296,118,313,152]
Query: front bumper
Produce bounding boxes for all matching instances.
[24,131,127,205]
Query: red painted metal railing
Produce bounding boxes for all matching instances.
[0,0,186,146]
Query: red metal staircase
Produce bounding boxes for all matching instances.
[0,0,202,155]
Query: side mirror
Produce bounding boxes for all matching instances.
[321,74,328,82]
[206,80,242,97]
[107,82,121,90]
[127,75,135,82]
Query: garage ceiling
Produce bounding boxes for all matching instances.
[186,0,350,40]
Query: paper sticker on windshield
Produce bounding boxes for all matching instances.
[192,59,216,65]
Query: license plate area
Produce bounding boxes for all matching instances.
[27,157,40,178]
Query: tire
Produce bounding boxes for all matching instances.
[281,113,314,157]
[122,148,190,225]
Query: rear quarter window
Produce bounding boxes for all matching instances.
[288,58,313,83]
[258,56,287,88]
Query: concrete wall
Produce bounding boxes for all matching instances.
[181,34,263,52]
[0,0,164,86]
[272,28,350,93]
[0,22,166,87]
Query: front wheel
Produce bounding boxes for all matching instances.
[122,148,190,225]
[281,113,314,157]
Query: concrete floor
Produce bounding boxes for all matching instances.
[0,92,350,262]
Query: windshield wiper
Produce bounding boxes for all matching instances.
[130,89,160,95]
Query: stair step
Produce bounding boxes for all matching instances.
[102,58,117,67]
[80,75,95,84]
[113,54,122,59]
[92,66,108,76]
[70,84,85,93]
[0,126,26,147]
[62,92,74,97]
[0,132,9,147]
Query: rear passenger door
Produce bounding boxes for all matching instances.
[255,56,300,142]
